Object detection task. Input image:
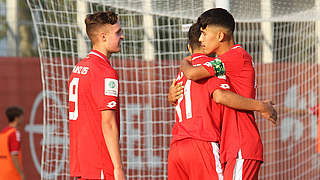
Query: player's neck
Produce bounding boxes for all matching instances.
[215,40,235,56]
[192,49,205,55]
[92,45,111,59]
[8,121,18,128]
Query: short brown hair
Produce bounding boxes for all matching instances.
[188,23,201,51]
[6,106,24,123]
[85,11,118,42]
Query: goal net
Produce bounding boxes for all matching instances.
[26,0,320,179]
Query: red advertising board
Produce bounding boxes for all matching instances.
[0,57,319,179]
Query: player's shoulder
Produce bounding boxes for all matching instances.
[91,60,118,81]
[75,55,117,77]
[193,54,214,64]
[230,45,252,60]
[1,126,16,134]
[5,127,20,141]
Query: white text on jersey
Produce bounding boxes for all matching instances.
[72,66,89,75]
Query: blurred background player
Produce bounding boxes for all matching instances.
[68,11,125,180]
[167,22,276,180]
[176,8,267,179]
[0,106,24,180]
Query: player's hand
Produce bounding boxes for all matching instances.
[259,100,277,124]
[168,79,184,105]
[114,167,126,180]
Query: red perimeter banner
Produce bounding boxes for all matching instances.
[0,57,319,179]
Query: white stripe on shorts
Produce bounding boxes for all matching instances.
[211,142,223,180]
[233,150,244,180]
[101,169,104,179]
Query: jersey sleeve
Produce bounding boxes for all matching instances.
[8,130,20,155]
[207,75,231,95]
[201,54,245,77]
[90,66,119,111]
[202,57,226,77]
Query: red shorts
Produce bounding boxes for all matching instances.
[168,138,223,180]
[223,150,261,180]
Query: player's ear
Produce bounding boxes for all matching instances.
[217,31,225,42]
[101,32,107,42]
[187,44,192,54]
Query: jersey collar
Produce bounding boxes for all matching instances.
[191,53,207,61]
[231,44,242,50]
[89,50,110,64]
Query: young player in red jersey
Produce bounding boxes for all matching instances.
[0,107,24,180]
[174,8,275,179]
[68,11,125,180]
[168,23,276,180]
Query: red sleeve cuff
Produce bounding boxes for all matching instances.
[10,151,19,155]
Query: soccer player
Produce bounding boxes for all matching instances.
[168,23,275,180]
[177,8,268,179]
[68,11,125,180]
[0,106,24,180]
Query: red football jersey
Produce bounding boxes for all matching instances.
[202,44,256,98]
[1,126,20,154]
[69,50,120,179]
[171,53,231,144]
[200,45,263,163]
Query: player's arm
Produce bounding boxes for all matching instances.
[212,89,277,124]
[180,56,211,81]
[168,79,184,105]
[11,154,24,180]
[180,56,226,81]
[101,110,125,180]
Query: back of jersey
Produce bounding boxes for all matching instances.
[171,54,231,144]
[68,50,120,178]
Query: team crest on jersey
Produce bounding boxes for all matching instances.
[105,78,118,97]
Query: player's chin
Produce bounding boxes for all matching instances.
[205,47,215,55]
[112,47,121,53]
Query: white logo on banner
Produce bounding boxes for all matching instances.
[25,91,67,178]
[120,103,162,170]
[280,85,318,153]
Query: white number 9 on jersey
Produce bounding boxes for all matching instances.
[69,78,79,120]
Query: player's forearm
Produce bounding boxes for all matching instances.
[101,110,123,169]
[11,155,24,178]
[181,61,210,81]
[213,89,263,111]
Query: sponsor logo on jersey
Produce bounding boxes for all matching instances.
[220,84,230,89]
[107,101,117,108]
[105,78,118,97]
